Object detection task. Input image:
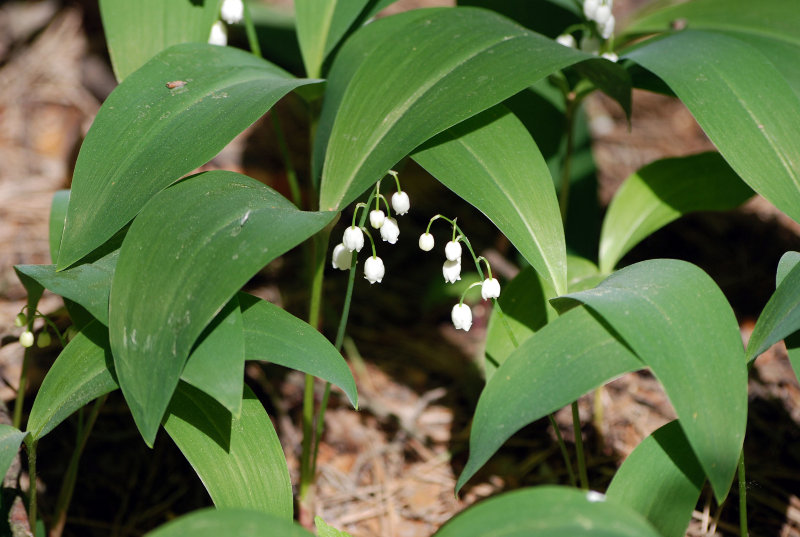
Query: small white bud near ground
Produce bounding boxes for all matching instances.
[364,256,385,284]
[380,217,400,244]
[391,191,410,215]
[601,52,619,62]
[343,226,365,252]
[331,243,352,270]
[442,259,462,283]
[451,303,473,331]
[369,210,386,229]
[19,330,34,348]
[14,313,26,328]
[209,21,228,46]
[445,240,462,262]
[37,331,51,348]
[481,278,501,300]
[556,34,576,48]
[220,0,244,24]
[419,232,435,251]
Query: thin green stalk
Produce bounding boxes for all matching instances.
[26,437,38,536]
[559,95,577,222]
[13,346,31,430]
[271,112,303,209]
[242,0,262,59]
[738,450,748,537]
[572,402,589,489]
[548,415,577,487]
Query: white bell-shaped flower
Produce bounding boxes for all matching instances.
[443,259,461,283]
[451,303,473,331]
[19,330,34,348]
[481,278,501,300]
[221,0,244,24]
[594,4,611,25]
[343,226,364,252]
[419,232,434,252]
[208,21,228,46]
[601,51,618,62]
[331,243,352,270]
[583,0,600,20]
[369,209,386,229]
[600,14,615,39]
[391,191,410,215]
[556,34,576,48]
[445,240,462,262]
[364,256,385,284]
[380,217,400,244]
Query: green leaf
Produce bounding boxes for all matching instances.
[163,383,292,518]
[318,7,619,211]
[435,486,661,537]
[99,0,223,81]
[181,296,244,417]
[27,320,118,440]
[552,259,747,501]
[239,293,357,408]
[58,44,319,270]
[747,252,800,363]
[145,508,313,537]
[598,152,753,273]
[109,171,334,445]
[458,306,641,492]
[15,250,118,326]
[606,421,705,537]
[624,30,800,226]
[0,426,26,481]
[413,105,567,295]
[315,516,354,537]
[49,190,70,262]
[13,269,44,324]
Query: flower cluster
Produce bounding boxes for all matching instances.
[331,171,410,284]
[555,0,617,62]
[209,0,245,46]
[417,215,501,332]
[14,310,58,349]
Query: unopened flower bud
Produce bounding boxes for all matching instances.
[419,233,434,251]
[380,217,400,244]
[391,191,410,215]
[451,303,473,331]
[556,34,576,48]
[443,259,462,283]
[343,226,364,252]
[369,210,386,229]
[601,51,618,62]
[221,0,244,24]
[364,256,385,284]
[19,331,34,348]
[209,21,228,46]
[331,243,352,270]
[445,240,462,262]
[37,331,51,348]
[481,278,501,300]
[14,313,26,328]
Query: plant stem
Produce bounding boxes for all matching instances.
[559,95,577,222]
[271,112,303,209]
[548,415,577,487]
[572,401,589,489]
[13,346,31,430]
[738,450,748,536]
[26,437,38,536]
[242,0,262,58]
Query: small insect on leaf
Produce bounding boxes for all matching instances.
[165,80,187,89]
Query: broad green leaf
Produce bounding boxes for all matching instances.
[747,252,800,364]
[99,0,223,81]
[315,517,354,537]
[145,508,313,537]
[598,152,753,273]
[58,44,319,270]
[239,293,357,408]
[27,320,118,440]
[435,486,661,537]
[458,306,641,492]
[15,250,118,326]
[552,259,747,500]
[566,255,604,292]
[109,171,334,445]
[624,30,800,226]
[181,296,244,417]
[413,105,566,295]
[777,251,800,285]
[318,7,619,211]
[163,383,292,518]
[49,190,70,262]
[13,268,44,326]
[606,421,705,537]
[459,0,581,38]
[716,32,800,100]
[0,426,26,481]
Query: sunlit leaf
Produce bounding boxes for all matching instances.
[145,508,313,537]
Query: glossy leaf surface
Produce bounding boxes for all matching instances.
[435,487,661,537]
[624,30,800,225]
[0,426,26,481]
[606,421,705,537]
[240,293,357,408]
[319,7,616,211]
[145,508,313,537]
[553,259,747,500]
[458,306,641,492]
[163,384,292,518]
[109,171,334,445]
[99,0,223,81]
[599,152,752,273]
[58,44,318,269]
[49,190,70,262]
[413,105,567,295]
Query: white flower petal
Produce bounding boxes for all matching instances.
[369,209,386,229]
[364,256,385,284]
[331,243,352,270]
[391,191,410,215]
[221,0,244,24]
[443,259,462,283]
[380,217,400,244]
[445,240,462,262]
[481,278,501,300]
[419,232,435,251]
[208,21,228,46]
[343,226,364,252]
[451,303,473,331]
